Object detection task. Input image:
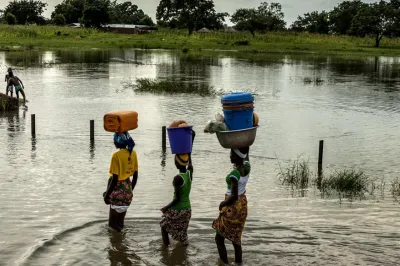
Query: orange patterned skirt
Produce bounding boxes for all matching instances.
[212,193,248,245]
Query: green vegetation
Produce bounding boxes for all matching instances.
[390,177,400,202]
[125,78,220,96]
[231,2,286,37]
[156,0,227,35]
[277,158,311,189]
[3,25,400,56]
[320,169,370,197]
[277,158,377,200]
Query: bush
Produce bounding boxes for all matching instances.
[233,40,250,46]
[53,14,66,26]
[6,13,16,25]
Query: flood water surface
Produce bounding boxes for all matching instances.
[0,50,399,266]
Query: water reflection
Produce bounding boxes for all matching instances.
[160,244,189,266]
[90,140,95,162]
[108,231,140,265]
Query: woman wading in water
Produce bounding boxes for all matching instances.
[160,130,196,246]
[104,132,138,232]
[213,147,250,264]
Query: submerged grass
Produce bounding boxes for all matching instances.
[2,25,400,56]
[390,177,400,202]
[277,157,377,200]
[127,78,221,96]
[320,169,370,198]
[277,157,312,189]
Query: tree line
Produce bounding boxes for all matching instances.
[0,0,155,27]
[1,0,400,47]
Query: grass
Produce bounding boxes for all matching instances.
[390,177,400,202]
[2,25,400,56]
[123,78,221,96]
[277,157,377,200]
[277,157,312,189]
[320,169,370,198]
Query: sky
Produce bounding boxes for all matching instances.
[0,0,377,26]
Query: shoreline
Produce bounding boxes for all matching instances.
[1,25,400,57]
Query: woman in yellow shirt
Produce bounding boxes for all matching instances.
[103,131,138,232]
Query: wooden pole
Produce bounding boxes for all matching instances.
[90,120,94,141]
[318,140,324,179]
[31,114,35,137]
[162,126,166,152]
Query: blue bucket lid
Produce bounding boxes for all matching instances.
[221,92,254,103]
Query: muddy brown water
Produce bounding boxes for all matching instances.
[0,50,399,266]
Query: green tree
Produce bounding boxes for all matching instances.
[329,0,367,35]
[109,1,152,25]
[81,0,111,28]
[156,0,228,35]
[139,15,155,26]
[51,0,85,24]
[3,0,47,25]
[53,13,66,26]
[350,1,396,47]
[6,12,16,25]
[231,2,286,37]
[290,11,329,34]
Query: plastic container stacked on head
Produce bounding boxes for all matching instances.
[221,92,254,131]
[217,92,258,149]
[104,110,138,133]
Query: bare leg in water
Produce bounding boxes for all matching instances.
[161,228,170,246]
[215,233,228,264]
[215,233,243,264]
[108,208,127,232]
[19,89,26,106]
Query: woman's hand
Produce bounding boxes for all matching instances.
[103,194,111,205]
[219,201,226,211]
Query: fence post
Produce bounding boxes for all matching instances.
[90,120,94,142]
[162,126,166,152]
[31,114,36,137]
[317,140,324,185]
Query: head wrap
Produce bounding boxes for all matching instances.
[175,154,189,166]
[113,132,135,152]
[233,148,247,159]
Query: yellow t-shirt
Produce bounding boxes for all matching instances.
[109,149,138,181]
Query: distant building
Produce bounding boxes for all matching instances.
[103,24,157,34]
[68,23,81,28]
[197,27,211,33]
[67,23,157,34]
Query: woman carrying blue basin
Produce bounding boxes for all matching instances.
[213,147,250,264]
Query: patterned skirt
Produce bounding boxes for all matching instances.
[212,193,248,245]
[160,209,192,244]
[109,178,133,206]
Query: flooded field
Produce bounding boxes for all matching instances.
[0,50,399,265]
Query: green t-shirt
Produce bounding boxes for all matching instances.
[171,170,192,210]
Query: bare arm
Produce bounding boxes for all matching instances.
[131,171,138,191]
[219,179,238,210]
[17,77,24,88]
[161,175,183,212]
[104,174,118,204]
